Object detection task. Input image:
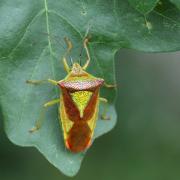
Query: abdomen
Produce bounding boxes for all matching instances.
[65,121,91,153]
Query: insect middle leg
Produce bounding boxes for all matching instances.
[99,97,110,120]
[29,98,60,133]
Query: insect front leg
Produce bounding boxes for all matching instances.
[62,37,73,73]
[26,79,58,86]
[29,98,60,133]
[99,97,110,120]
[82,38,90,70]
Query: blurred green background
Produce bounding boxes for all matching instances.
[1,49,180,180]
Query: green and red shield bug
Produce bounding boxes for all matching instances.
[27,37,115,153]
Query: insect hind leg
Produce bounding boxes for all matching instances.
[29,98,60,133]
[99,97,110,120]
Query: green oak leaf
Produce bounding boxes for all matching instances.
[0,0,180,176]
[170,0,180,9]
[128,0,159,14]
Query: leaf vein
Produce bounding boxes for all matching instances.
[48,10,82,38]
[7,9,45,58]
[15,46,48,135]
[153,10,180,27]
[44,0,58,97]
[89,45,105,80]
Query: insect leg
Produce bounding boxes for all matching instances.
[29,98,60,133]
[26,79,58,86]
[63,37,73,73]
[82,38,90,70]
[63,57,70,73]
[104,82,117,88]
[99,97,110,120]
[47,79,59,85]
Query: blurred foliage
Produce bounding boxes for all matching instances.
[1,50,180,180]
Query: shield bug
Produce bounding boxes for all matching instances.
[27,37,115,153]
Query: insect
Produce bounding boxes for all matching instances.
[27,37,115,153]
